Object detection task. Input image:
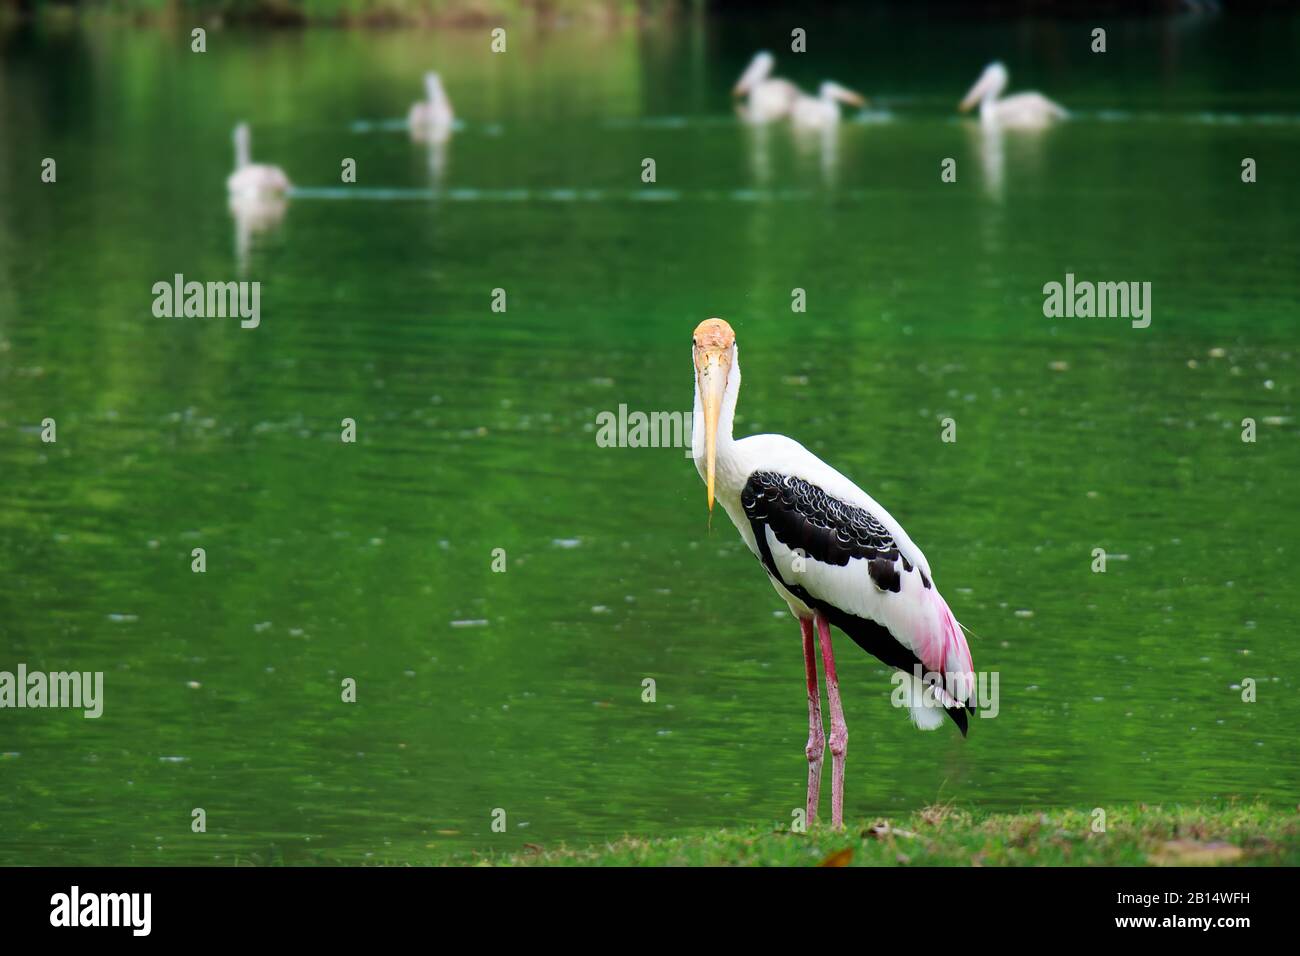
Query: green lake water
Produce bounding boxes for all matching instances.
[1,11,1298,864]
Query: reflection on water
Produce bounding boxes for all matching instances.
[230,195,289,276]
[791,123,840,188]
[742,120,774,186]
[288,186,837,202]
[966,119,1006,202]
[420,138,450,188]
[1,14,1299,865]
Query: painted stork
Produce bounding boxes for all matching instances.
[732,51,803,123]
[226,123,291,200]
[958,61,1067,129]
[690,318,976,829]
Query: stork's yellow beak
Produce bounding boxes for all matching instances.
[692,317,736,513]
[697,351,727,511]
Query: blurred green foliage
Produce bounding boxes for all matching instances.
[3,0,676,27]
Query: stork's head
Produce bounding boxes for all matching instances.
[692,317,737,513]
[734,51,775,97]
[959,61,1009,112]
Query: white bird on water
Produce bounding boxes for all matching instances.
[409,72,454,142]
[958,61,1067,129]
[791,81,867,130]
[225,123,290,199]
[732,51,803,123]
[690,318,976,829]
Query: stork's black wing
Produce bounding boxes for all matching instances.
[739,470,967,735]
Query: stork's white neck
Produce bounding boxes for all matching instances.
[234,127,251,170]
[979,73,1008,114]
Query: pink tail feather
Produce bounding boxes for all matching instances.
[917,588,977,720]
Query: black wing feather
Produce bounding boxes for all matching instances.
[739,470,967,736]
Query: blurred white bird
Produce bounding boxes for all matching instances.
[225,123,290,199]
[959,62,1067,129]
[733,51,803,123]
[409,72,454,142]
[792,81,867,129]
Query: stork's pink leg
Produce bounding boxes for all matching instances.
[800,617,824,824]
[815,614,847,829]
